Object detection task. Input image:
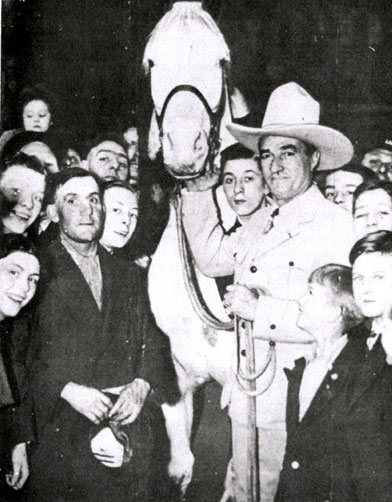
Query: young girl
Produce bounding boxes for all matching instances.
[276,264,363,502]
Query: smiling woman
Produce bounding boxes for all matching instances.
[0,234,40,321]
[0,153,46,236]
[0,233,40,492]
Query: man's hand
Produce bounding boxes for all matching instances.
[61,382,113,424]
[90,427,124,468]
[108,378,150,425]
[184,169,220,192]
[223,284,259,321]
[6,443,29,490]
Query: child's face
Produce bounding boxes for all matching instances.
[353,189,392,239]
[297,282,341,337]
[353,252,392,320]
[23,100,51,132]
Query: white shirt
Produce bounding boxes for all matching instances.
[299,335,347,421]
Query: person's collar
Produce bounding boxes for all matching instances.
[61,233,98,259]
[273,183,323,223]
[309,333,348,369]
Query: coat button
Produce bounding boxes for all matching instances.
[250,265,257,273]
[241,349,246,357]
[241,321,246,329]
[291,461,300,470]
[270,324,276,330]
[289,261,294,266]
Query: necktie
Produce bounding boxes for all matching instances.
[262,208,279,234]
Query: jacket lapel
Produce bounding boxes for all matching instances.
[301,337,362,424]
[284,357,306,424]
[50,240,102,321]
[95,247,126,357]
[349,329,386,408]
[252,186,322,260]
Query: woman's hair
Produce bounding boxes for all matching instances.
[352,179,392,213]
[19,84,56,116]
[349,230,392,265]
[1,131,58,166]
[309,264,363,332]
[0,233,37,260]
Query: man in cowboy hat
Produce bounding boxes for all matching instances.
[180,82,355,502]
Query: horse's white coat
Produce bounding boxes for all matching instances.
[144,2,248,497]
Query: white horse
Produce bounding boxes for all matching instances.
[144,2,249,498]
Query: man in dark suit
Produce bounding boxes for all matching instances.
[26,169,178,501]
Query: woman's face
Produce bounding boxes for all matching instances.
[0,251,40,321]
[23,100,51,132]
[0,165,46,235]
[100,187,139,251]
[222,157,264,221]
[353,189,392,239]
[20,141,59,174]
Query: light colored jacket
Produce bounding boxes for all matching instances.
[181,184,355,426]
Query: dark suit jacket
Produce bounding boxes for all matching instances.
[26,239,179,501]
[276,323,392,502]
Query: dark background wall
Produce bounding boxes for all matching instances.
[2,0,392,155]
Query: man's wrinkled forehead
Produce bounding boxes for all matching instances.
[55,175,100,202]
[259,135,308,152]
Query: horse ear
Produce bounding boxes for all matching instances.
[148,112,161,160]
[230,86,249,119]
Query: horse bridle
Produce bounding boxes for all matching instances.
[154,74,227,174]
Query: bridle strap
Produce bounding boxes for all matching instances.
[154,71,227,170]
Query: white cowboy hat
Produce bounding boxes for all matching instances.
[227,82,353,171]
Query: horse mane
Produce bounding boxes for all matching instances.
[143,2,230,74]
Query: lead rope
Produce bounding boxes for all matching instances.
[174,191,234,331]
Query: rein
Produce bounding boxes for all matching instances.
[174,191,233,331]
[174,189,276,397]
[155,72,226,173]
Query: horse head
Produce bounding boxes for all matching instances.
[144,1,248,180]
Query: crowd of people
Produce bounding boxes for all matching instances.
[0,79,392,502]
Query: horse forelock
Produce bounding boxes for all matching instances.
[143,2,230,73]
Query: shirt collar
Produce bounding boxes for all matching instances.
[61,233,98,259]
[309,334,348,369]
[274,183,323,223]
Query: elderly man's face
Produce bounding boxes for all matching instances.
[87,141,129,182]
[259,136,319,206]
[324,170,364,212]
[51,176,103,243]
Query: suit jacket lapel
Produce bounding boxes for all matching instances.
[51,240,102,321]
[284,357,306,425]
[349,332,386,407]
[301,338,362,424]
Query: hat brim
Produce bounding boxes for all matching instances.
[226,123,353,171]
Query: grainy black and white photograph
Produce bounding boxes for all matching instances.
[0,1,392,501]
